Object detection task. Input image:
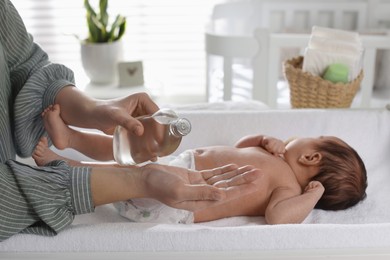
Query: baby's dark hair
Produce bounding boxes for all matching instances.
[312,139,367,211]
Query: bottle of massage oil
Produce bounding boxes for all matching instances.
[113,109,191,165]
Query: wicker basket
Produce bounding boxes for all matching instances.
[283,56,364,108]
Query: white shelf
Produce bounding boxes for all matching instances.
[82,83,151,100]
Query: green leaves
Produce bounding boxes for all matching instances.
[99,0,108,28]
[84,0,126,43]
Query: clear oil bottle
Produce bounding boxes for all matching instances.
[113,109,191,165]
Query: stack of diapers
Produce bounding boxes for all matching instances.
[302,26,364,83]
[283,26,364,108]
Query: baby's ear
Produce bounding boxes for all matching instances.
[298,152,322,166]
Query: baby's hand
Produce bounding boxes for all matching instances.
[262,136,286,156]
[304,181,325,196]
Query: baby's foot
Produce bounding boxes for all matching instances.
[42,104,73,150]
[32,137,68,166]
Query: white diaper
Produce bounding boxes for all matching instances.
[114,198,194,224]
[167,149,195,170]
[114,150,195,224]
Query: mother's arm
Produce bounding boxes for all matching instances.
[1,0,76,157]
[55,87,159,136]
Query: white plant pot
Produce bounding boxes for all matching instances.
[81,40,123,84]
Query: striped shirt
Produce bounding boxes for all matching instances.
[0,0,94,241]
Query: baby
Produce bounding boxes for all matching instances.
[33,104,367,224]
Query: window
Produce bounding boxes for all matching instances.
[12,0,220,98]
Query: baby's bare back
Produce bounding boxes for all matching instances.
[193,146,297,222]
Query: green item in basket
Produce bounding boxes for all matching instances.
[323,63,349,84]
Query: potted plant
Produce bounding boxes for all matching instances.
[81,0,127,84]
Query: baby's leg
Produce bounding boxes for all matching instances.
[42,104,73,150]
[33,136,121,167]
[33,136,82,166]
[43,104,114,161]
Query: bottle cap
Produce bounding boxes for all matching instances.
[172,118,191,136]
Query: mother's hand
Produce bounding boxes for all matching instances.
[92,92,159,135]
[139,163,262,211]
[56,86,159,136]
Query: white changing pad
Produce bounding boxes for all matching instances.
[2,108,390,253]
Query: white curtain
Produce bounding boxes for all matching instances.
[12,0,221,97]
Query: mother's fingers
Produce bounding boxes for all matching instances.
[204,165,257,185]
[213,167,262,188]
[200,164,239,181]
[174,169,262,211]
[107,107,143,136]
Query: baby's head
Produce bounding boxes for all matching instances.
[312,138,367,211]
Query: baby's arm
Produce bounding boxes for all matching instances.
[264,181,325,224]
[235,134,286,155]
